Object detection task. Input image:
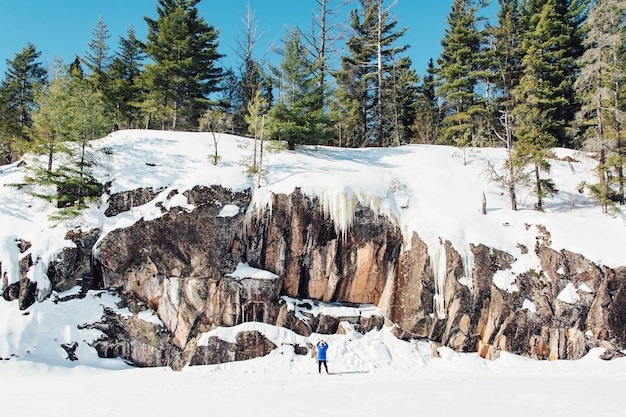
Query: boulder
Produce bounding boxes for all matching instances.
[189,330,277,365]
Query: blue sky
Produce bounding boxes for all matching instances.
[0,0,498,80]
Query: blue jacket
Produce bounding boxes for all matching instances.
[316,341,329,360]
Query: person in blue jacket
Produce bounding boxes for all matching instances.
[316,339,329,374]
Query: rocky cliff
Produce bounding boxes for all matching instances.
[3,184,625,367]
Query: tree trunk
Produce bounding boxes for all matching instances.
[257,115,265,189]
[504,110,517,211]
[376,0,384,147]
[481,192,487,215]
[534,162,542,211]
[47,136,54,173]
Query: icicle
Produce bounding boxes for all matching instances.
[247,181,401,243]
[429,243,447,319]
[318,190,357,240]
[244,188,275,235]
[28,258,52,302]
[316,189,398,241]
[457,249,475,293]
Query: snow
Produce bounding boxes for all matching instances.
[226,262,280,280]
[558,283,581,304]
[1,293,625,417]
[1,129,626,416]
[492,269,519,293]
[280,296,383,324]
[136,309,165,326]
[218,204,240,217]
[522,298,537,314]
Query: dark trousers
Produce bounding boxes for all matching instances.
[318,359,328,373]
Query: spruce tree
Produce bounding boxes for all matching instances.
[328,66,361,147]
[512,0,566,210]
[336,0,375,147]
[516,0,589,148]
[217,68,241,132]
[0,43,47,163]
[143,0,224,130]
[334,0,409,147]
[68,56,85,79]
[436,0,487,148]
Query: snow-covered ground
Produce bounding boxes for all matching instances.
[1,130,626,416]
[1,288,625,417]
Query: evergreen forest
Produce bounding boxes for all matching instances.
[0,0,625,213]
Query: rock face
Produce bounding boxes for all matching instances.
[48,229,101,293]
[245,188,403,305]
[3,230,100,309]
[95,185,252,354]
[389,237,626,360]
[5,184,626,366]
[90,186,398,366]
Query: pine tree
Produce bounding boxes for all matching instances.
[268,28,331,150]
[436,0,487,148]
[108,26,146,129]
[32,60,71,173]
[29,61,109,209]
[574,0,626,212]
[143,0,224,130]
[0,43,47,163]
[83,16,111,92]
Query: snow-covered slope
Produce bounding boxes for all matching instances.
[1,130,625,416]
[4,129,623,300]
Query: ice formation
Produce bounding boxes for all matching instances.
[429,243,447,319]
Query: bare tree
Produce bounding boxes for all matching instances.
[200,109,230,165]
[300,0,349,96]
[231,2,266,134]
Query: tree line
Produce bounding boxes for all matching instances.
[0,0,624,213]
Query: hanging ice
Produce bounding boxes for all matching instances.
[429,243,447,319]
[457,249,475,292]
[246,178,400,241]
